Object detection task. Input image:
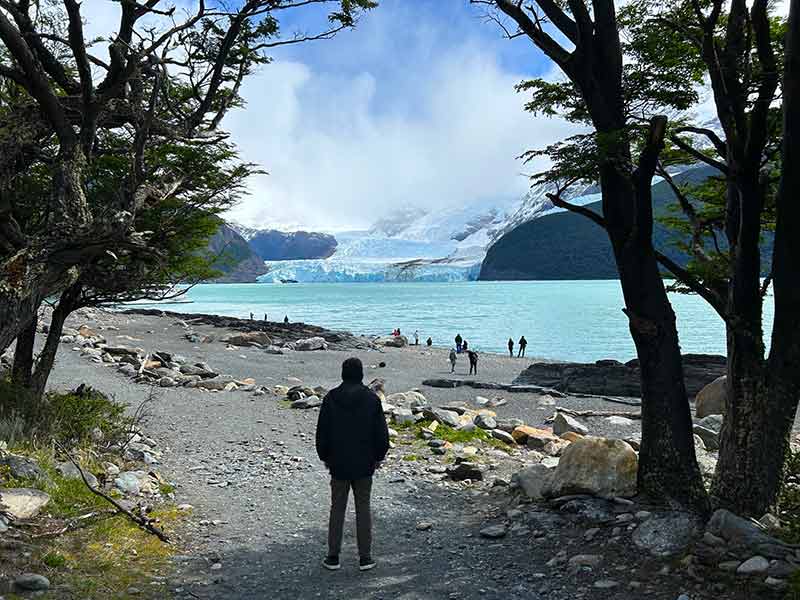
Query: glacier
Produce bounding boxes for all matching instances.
[251,181,606,284]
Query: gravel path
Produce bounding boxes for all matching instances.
[44,310,776,600]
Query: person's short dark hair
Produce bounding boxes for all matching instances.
[341,357,364,383]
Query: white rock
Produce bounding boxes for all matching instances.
[553,412,589,436]
[0,488,51,519]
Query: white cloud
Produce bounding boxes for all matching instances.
[223,12,576,231]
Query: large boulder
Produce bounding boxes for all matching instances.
[376,335,408,348]
[632,512,701,557]
[545,437,638,499]
[695,375,726,418]
[0,488,51,519]
[222,331,272,347]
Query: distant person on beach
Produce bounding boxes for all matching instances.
[455,334,462,353]
[508,338,514,357]
[250,312,254,320]
[449,348,457,373]
[462,339,468,352]
[316,357,389,572]
[284,315,289,324]
[264,313,268,322]
[467,350,478,375]
[414,330,419,345]
[518,336,528,357]
[426,337,433,347]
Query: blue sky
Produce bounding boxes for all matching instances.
[220,0,575,231]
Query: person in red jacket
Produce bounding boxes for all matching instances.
[316,357,390,572]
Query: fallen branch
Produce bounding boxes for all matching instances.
[53,439,170,543]
[548,407,642,420]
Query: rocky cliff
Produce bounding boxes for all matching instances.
[207,222,268,283]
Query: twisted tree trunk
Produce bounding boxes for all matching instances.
[29,282,83,400]
[11,313,37,388]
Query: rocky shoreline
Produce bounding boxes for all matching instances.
[6,307,793,599]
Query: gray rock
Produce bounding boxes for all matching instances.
[545,437,638,499]
[479,524,507,539]
[179,364,218,378]
[375,335,408,348]
[291,396,322,409]
[293,336,328,351]
[736,555,770,575]
[474,414,497,430]
[553,412,589,436]
[569,554,602,568]
[0,488,51,519]
[431,408,461,428]
[513,464,553,500]
[632,513,700,557]
[222,332,272,347]
[447,462,483,481]
[14,573,50,591]
[393,409,419,425]
[692,424,719,451]
[0,454,45,480]
[118,364,137,377]
[159,376,177,388]
[115,471,144,495]
[707,509,780,552]
[265,345,285,354]
[56,462,99,488]
[491,429,516,445]
[698,414,724,433]
[593,580,619,589]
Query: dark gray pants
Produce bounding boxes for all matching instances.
[328,477,373,558]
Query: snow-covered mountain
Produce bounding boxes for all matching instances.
[257,191,559,283]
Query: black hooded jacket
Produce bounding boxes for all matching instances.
[315,382,390,480]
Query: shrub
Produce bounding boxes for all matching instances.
[0,379,129,446]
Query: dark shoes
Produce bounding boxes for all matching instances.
[324,555,375,571]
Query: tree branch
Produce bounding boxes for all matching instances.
[53,439,170,543]
[655,250,727,318]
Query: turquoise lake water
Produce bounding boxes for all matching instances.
[144,281,774,363]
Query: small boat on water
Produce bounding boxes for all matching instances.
[279,279,299,284]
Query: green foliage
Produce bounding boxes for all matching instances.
[0,380,128,446]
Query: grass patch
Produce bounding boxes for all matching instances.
[402,454,419,461]
[393,418,513,453]
[2,447,182,599]
[34,507,180,599]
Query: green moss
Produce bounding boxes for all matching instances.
[402,454,419,461]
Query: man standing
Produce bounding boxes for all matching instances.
[454,333,463,353]
[316,358,390,572]
[449,348,457,373]
[518,336,528,358]
[507,338,514,357]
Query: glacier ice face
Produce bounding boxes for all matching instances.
[249,180,605,284]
